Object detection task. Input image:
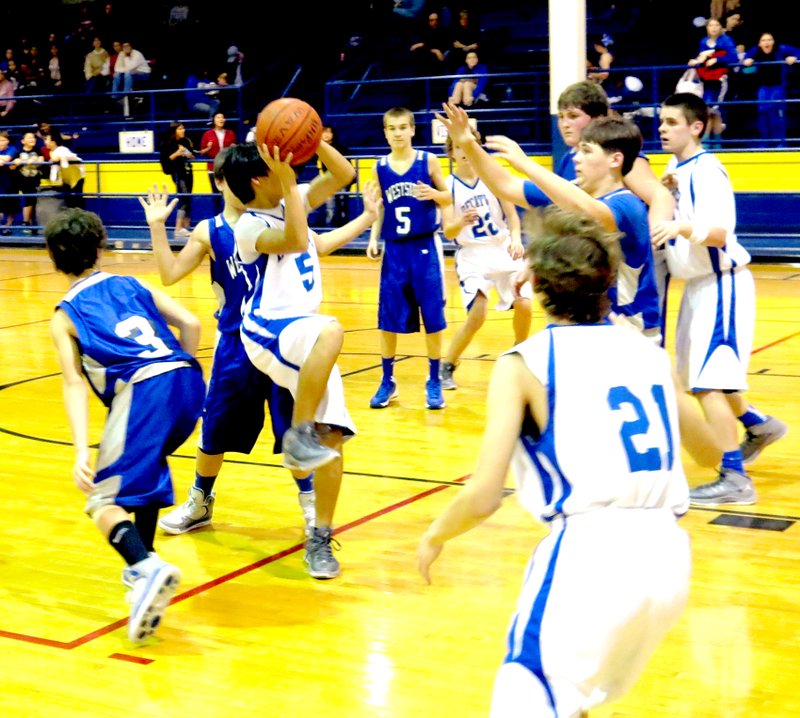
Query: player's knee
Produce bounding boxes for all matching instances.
[320,320,344,351]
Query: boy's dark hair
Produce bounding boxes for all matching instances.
[557,81,609,119]
[221,142,267,205]
[581,115,643,176]
[662,93,709,135]
[46,208,107,276]
[383,106,415,128]
[524,206,621,324]
[213,145,231,180]
[445,125,481,157]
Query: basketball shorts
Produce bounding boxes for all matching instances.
[675,266,755,392]
[378,235,447,334]
[86,366,205,514]
[200,330,294,455]
[491,509,690,717]
[455,243,532,311]
[241,313,356,438]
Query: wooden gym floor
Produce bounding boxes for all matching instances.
[0,249,798,717]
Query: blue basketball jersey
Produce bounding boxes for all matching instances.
[208,213,265,334]
[57,272,195,406]
[599,188,660,332]
[376,151,439,241]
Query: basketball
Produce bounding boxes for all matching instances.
[255,98,323,166]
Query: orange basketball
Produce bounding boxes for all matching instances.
[255,97,323,166]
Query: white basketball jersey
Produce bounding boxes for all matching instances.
[665,151,751,280]
[509,323,689,522]
[235,208,322,319]
[446,173,511,247]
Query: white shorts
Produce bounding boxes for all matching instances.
[241,313,356,436]
[455,243,532,311]
[675,266,754,392]
[491,509,690,718]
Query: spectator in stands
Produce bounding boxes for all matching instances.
[47,45,63,91]
[409,11,450,76]
[3,60,20,91]
[688,17,738,143]
[587,33,614,88]
[185,70,219,118]
[0,131,19,235]
[108,40,122,77]
[95,3,123,47]
[44,132,85,210]
[448,50,489,107]
[225,46,245,87]
[743,33,800,145]
[159,122,195,237]
[84,37,110,93]
[111,41,151,102]
[449,8,481,71]
[198,112,236,200]
[10,131,44,234]
[1,48,15,73]
[0,68,15,119]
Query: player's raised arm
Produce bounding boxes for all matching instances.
[139,185,210,285]
[316,180,383,256]
[253,144,309,255]
[435,103,529,208]
[486,135,617,232]
[306,140,356,211]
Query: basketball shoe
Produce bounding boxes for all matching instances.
[370,379,398,408]
[125,555,182,643]
[158,486,214,534]
[305,526,340,579]
[425,379,446,410]
[689,468,756,506]
[282,422,339,472]
[741,416,788,465]
[439,361,458,390]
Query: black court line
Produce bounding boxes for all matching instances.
[0,319,51,331]
[0,271,57,282]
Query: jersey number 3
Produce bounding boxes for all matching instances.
[608,384,674,472]
[115,315,172,358]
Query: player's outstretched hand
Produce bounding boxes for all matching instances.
[418,534,443,585]
[367,237,382,260]
[258,144,296,187]
[650,220,681,247]
[434,102,473,146]
[413,181,438,201]
[512,266,532,297]
[138,184,179,226]
[362,180,383,221]
[484,135,528,171]
[73,452,96,494]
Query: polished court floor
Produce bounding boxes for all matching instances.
[0,249,798,717]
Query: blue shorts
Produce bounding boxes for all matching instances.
[378,235,447,334]
[200,331,294,455]
[94,366,205,510]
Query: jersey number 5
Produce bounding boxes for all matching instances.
[608,384,674,472]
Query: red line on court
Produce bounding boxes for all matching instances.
[0,474,471,651]
[752,330,800,355]
[109,653,154,665]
